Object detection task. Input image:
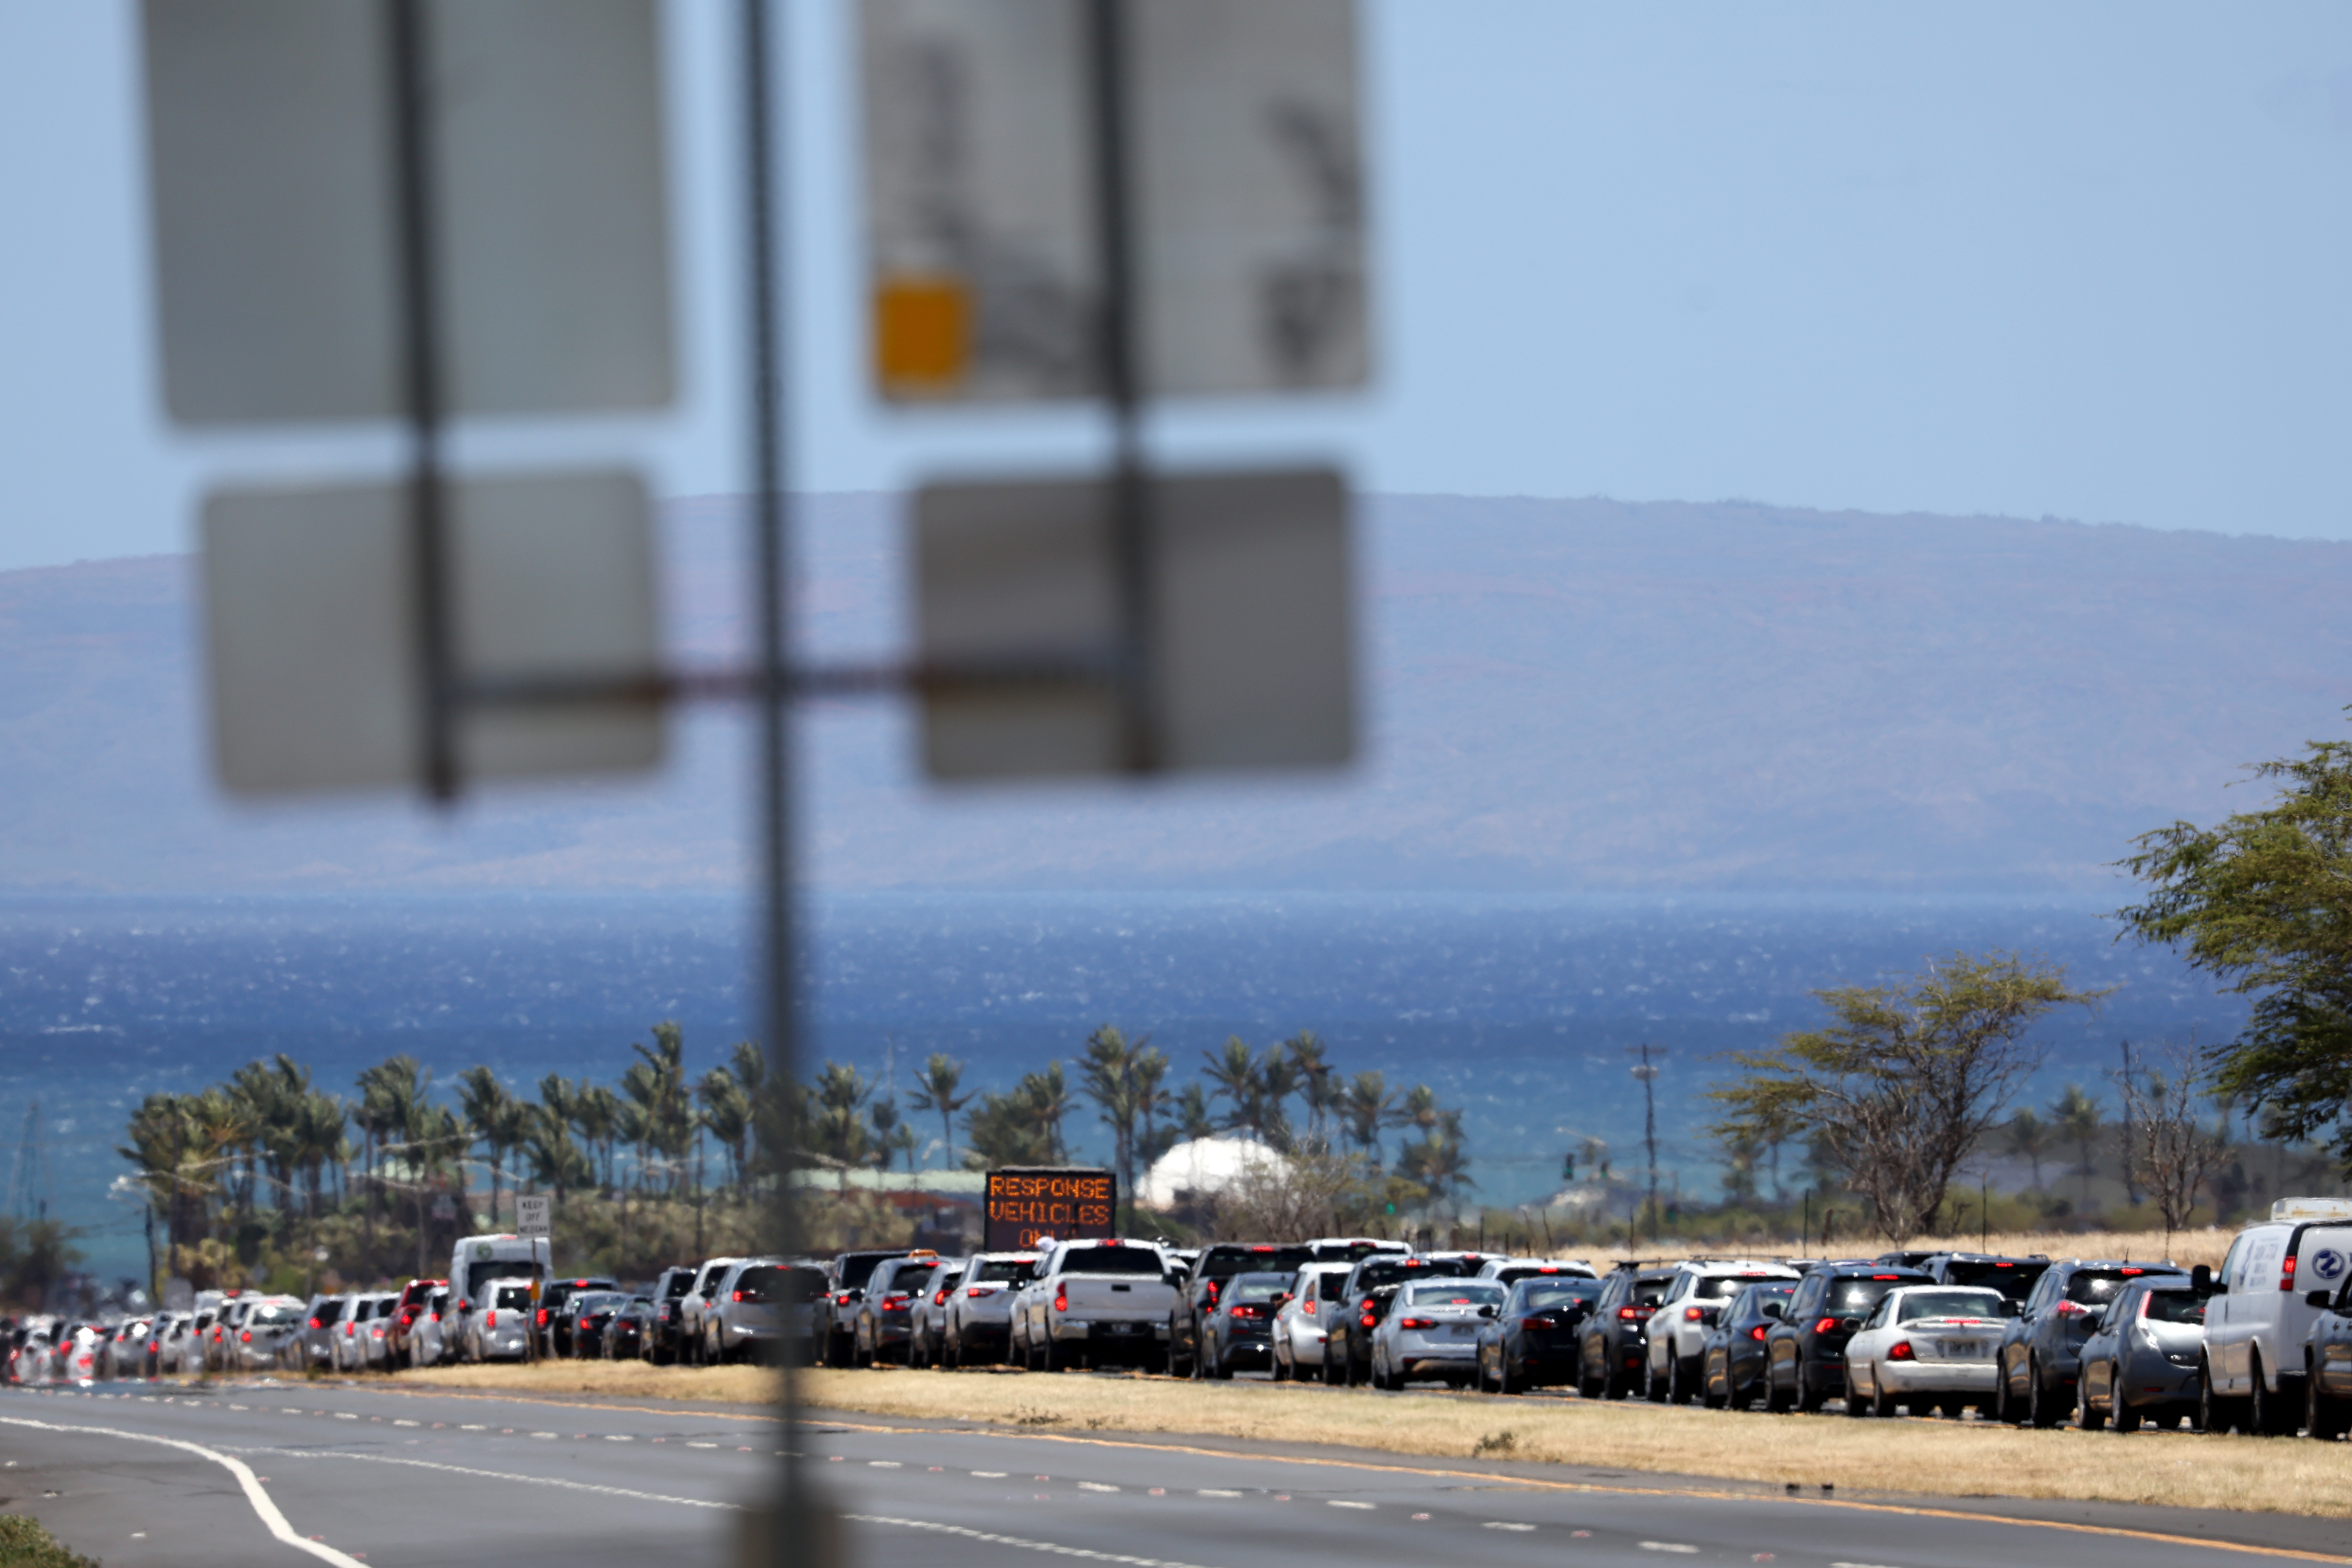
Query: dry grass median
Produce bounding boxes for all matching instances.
[401,1355,2352,1521]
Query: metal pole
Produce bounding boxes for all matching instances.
[1085,0,1158,772]
[386,0,458,803]
[742,0,802,1562]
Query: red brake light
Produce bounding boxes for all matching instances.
[1398,1317,1436,1330]
[733,1291,745,1303]
[1302,1301,1317,1316]
[486,1311,497,1327]
[240,1330,251,1343]
[1684,1306,1704,1321]
[1618,1305,1651,1321]
[1813,1318,1841,1335]
[537,1308,549,1326]
[935,1290,949,1306]
[1230,1305,1264,1319]
[881,1294,909,1310]
[2055,1301,2089,1318]
[1994,1262,2014,1269]
[309,1318,321,1330]
[1205,1282,1220,1305]
[966,1287,995,1299]
[2280,1256,2298,1292]
[1251,1245,1273,1253]
[1888,1340,1915,1361]
[1748,1325,1768,1341]
[2121,1268,2143,1276]
[1361,1313,1376,1329]
[1537,1267,1559,1274]
[1053,1285,1068,1313]
[1871,1274,1900,1280]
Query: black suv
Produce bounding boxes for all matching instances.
[536,1276,619,1357]
[1761,1262,1931,1412]
[1323,1253,1484,1385]
[1922,1252,2049,1307]
[820,1249,916,1367]
[1577,1264,1676,1399]
[1995,1259,2185,1427]
[1169,1243,1313,1378]
[643,1264,696,1365]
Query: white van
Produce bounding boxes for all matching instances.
[2201,1197,2352,1434]
[448,1234,552,1361]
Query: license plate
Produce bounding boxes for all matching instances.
[1940,1339,1983,1358]
[1103,1323,1142,1336]
[1450,1324,1474,1337]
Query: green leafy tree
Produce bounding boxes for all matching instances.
[1710,952,2103,1241]
[2049,1082,2104,1206]
[1079,1026,1165,1218]
[1174,1082,1216,1143]
[2005,1105,2053,1190]
[1342,1071,1396,1166]
[907,1053,973,1168]
[2117,729,2352,1172]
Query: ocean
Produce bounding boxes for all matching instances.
[0,890,2244,1281]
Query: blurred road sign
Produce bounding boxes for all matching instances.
[142,0,673,423]
[860,0,1367,403]
[914,466,1352,778]
[203,470,661,795]
[515,1195,552,1240]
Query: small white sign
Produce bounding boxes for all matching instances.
[515,1195,552,1240]
[860,0,1367,403]
[914,466,1353,778]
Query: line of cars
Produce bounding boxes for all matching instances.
[804,1198,2352,1444]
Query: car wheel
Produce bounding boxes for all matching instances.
[1210,1346,1232,1380]
[1762,1362,1792,1414]
[2199,1358,2230,1434]
[2249,1356,2294,1437]
[1323,1347,1345,1386]
[1272,1344,1292,1383]
[2307,1357,2348,1441]
[1728,1371,1754,1413]
[2074,1374,2106,1431]
[1041,1332,1062,1373]
[2113,1393,2143,1434]
[1844,1368,1871,1417]
[1668,1353,1694,1406]
[1645,1357,1669,1403]
[1872,1371,1900,1419]
[2023,1363,2060,1439]
[1497,1352,1517,1397]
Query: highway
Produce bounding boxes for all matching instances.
[2,1379,2345,1568]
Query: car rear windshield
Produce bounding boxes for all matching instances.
[1309,1240,1394,1261]
[1897,1290,2003,1322]
[247,1304,303,1327]
[1827,1278,1909,1314]
[837,1254,904,1290]
[1519,1281,1598,1311]
[663,1272,696,1299]
[466,1259,545,1300]
[1314,1272,1352,1300]
[1359,1257,1483,1292]
[1201,1245,1315,1280]
[737,1265,822,1304]
[2067,1269,2174,1304]
[493,1285,532,1310]
[1225,1275,1291,1303]
[1405,1283,1505,1308]
[881,1265,937,1297]
[1696,1274,1776,1299]
[1630,1276,1673,1307]
[1495,1265,1586,1284]
[970,1258,1037,1285]
[575,1292,627,1313]
[1940,1259,2045,1299]
[312,1299,347,1324]
[2143,1290,2206,1325]
[1059,1246,1165,1275]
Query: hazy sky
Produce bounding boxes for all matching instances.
[2,1,2348,573]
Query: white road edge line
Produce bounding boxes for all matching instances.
[261,1449,738,1511]
[845,1512,1222,1568]
[0,1415,365,1568]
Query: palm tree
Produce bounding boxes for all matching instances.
[728,1041,768,1182]
[696,1066,752,1191]
[1202,1038,1264,1138]
[2051,1084,2103,1206]
[1343,1071,1395,1164]
[908,1053,973,1168]
[1080,1027,1150,1212]
[2006,1106,2053,1190]
[1285,1032,1337,1149]
[1131,1045,1175,1165]
[1174,1082,1216,1143]
[456,1066,516,1227]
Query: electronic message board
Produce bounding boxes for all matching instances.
[985,1166,1116,1251]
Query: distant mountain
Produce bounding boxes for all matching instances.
[3,493,2347,894]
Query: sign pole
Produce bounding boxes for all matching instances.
[1085,0,1160,773]
[742,2,802,1565]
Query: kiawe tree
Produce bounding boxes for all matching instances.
[2117,725,2352,1174]
[1710,951,2104,1241]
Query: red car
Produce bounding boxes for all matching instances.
[387,1278,446,1369]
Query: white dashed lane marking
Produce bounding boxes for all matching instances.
[1328,1500,1373,1510]
[1641,1545,1698,1555]
[1483,1522,1536,1533]
[1078,1482,1119,1493]
[1197,1489,1241,1498]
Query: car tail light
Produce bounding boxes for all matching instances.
[1053,1285,1068,1313]
[1251,1245,1274,1252]
[1230,1305,1263,1319]
[241,1330,251,1343]
[537,1308,549,1326]
[486,1311,497,1328]
[882,1294,909,1311]
[309,1318,321,1330]
[1303,1302,1317,1316]
[1205,1281,1220,1307]
[2054,1301,2091,1318]
[1749,1325,1768,1341]
[1398,1317,1436,1330]
[935,1290,950,1306]
[966,1287,996,1299]
[1523,1316,1559,1330]
[1361,1312,1376,1329]
[1618,1306,1649,1321]
[733,1291,745,1303]
[1684,1307,1704,1321]
[1871,1274,1900,1280]
[371,1327,383,1339]
[1888,1340,1915,1361]
[2280,1255,2298,1292]
[1537,1267,1560,1274]
[2120,1267,2143,1276]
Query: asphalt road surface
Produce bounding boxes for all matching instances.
[2,1379,2345,1568]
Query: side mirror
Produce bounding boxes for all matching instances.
[2001,1300,2022,1318]
[1838,1318,1862,1333]
[2191,1264,2212,1293]
[1273,1293,1292,1307]
[1760,1302,1784,1321]
[1477,1304,1497,1319]
[2308,1290,2333,1309]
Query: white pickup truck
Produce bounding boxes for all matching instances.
[1011,1239,1178,1372]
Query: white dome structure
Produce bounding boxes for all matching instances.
[1137,1135,1286,1211]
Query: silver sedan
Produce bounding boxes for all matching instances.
[1370,1279,1508,1390]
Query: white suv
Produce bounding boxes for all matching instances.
[2202,1197,2352,1434]
[1648,1258,1800,1403]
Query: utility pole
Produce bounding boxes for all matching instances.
[2117,1039,2142,1207]
[1627,1046,1665,1245]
